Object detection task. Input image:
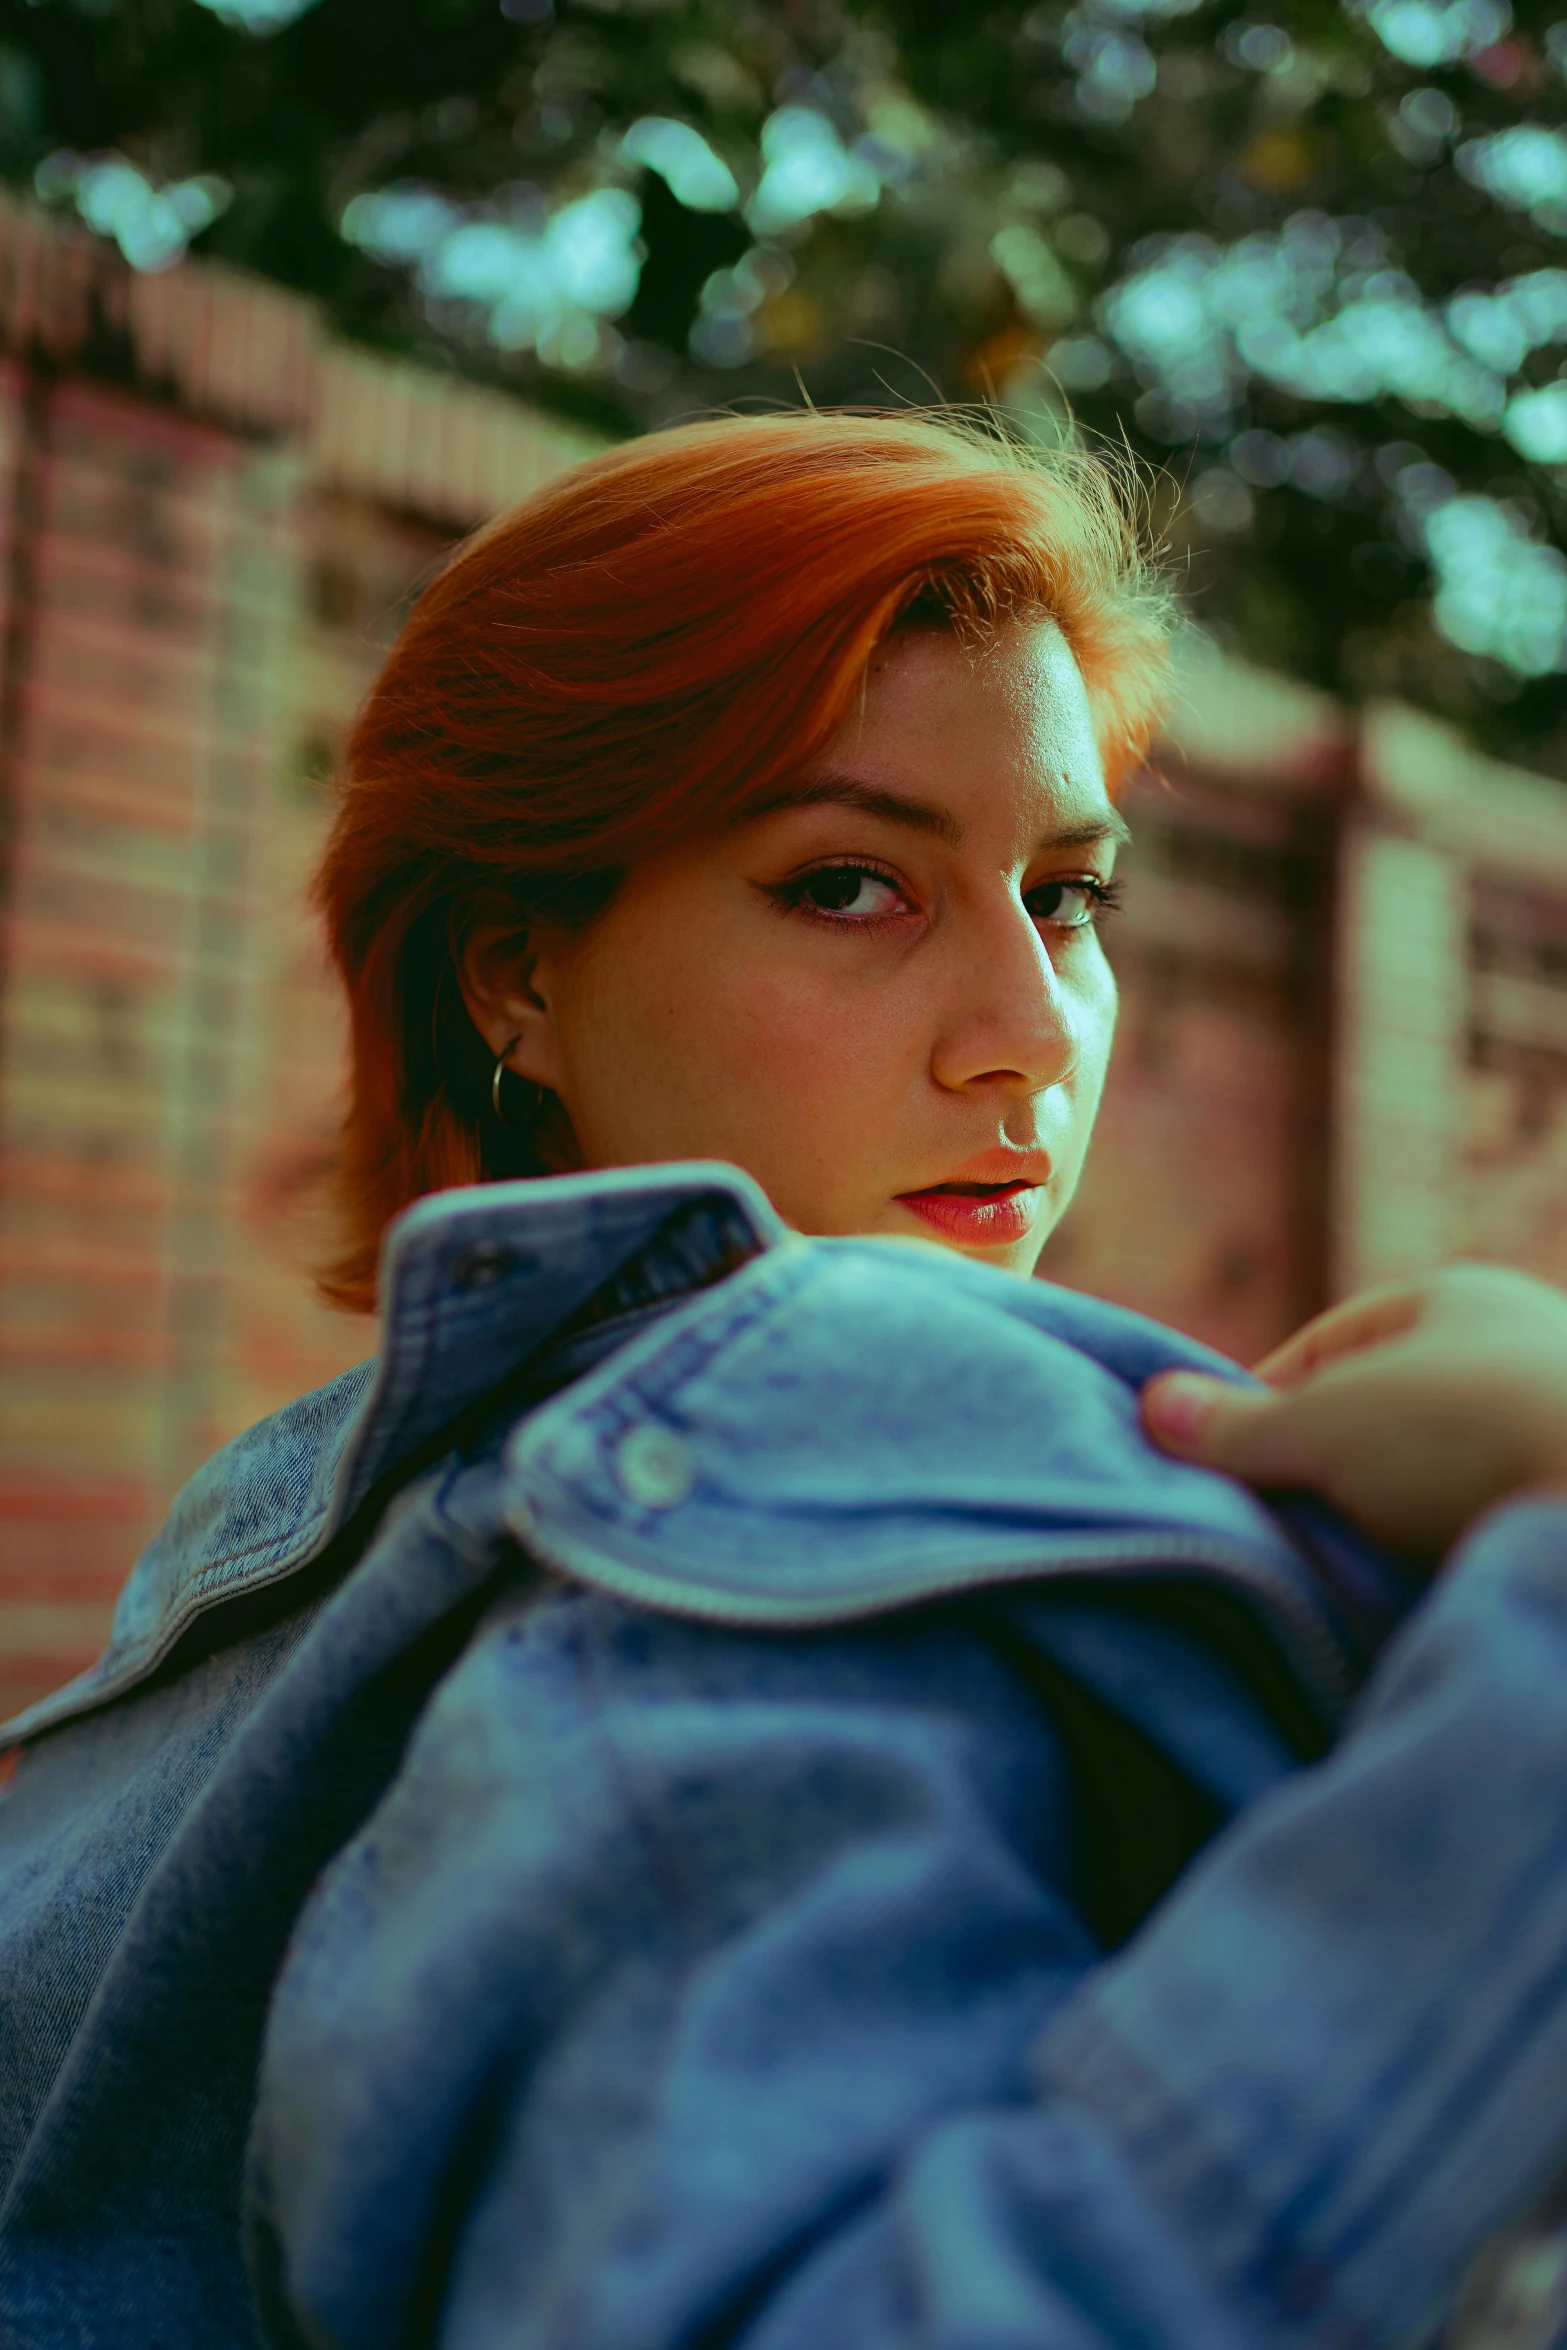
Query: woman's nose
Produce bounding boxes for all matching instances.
[929,902,1085,1097]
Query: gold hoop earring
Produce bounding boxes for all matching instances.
[491,1036,544,1130]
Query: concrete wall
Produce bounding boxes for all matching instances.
[1,196,1565,1722]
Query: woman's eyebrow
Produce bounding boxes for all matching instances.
[757,775,965,844]
[1046,812,1133,852]
[756,774,1131,855]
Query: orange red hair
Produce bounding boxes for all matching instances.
[315,409,1174,1312]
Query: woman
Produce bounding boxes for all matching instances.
[4,410,1567,2350]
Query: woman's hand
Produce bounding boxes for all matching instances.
[1142,1264,1567,1564]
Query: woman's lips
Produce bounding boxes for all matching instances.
[894,1180,1043,1245]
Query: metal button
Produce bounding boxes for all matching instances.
[615,1425,695,1510]
[451,1242,517,1292]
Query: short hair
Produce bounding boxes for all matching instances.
[315,408,1175,1312]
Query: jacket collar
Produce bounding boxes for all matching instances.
[501,1234,1401,1728]
[332,1162,783,1528]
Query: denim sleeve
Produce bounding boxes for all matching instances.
[1030,1494,1567,2350]
[249,1499,1567,2350]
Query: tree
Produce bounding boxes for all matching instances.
[3,0,1566,765]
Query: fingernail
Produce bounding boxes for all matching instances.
[1145,1374,1218,1446]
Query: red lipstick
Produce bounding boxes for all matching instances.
[895,1178,1044,1246]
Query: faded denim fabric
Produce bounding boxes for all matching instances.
[0,1163,1564,2350]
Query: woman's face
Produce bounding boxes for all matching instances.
[461,615,1125,1279]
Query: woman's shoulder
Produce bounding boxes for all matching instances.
[0,1165,782,1748]
[1,1358,379,1745]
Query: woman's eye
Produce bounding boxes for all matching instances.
[1025,878,1114,931]
[791,865,907,920]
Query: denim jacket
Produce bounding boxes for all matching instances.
[3,1162,1567,2350]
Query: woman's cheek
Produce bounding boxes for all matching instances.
[731,952,884,1061]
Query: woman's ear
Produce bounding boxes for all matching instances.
[453,892,566,1094]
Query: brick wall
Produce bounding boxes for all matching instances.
[1045,766,1336,1363]
[2,197,1567,1724]
[1463,873,1567,1283]
[1355,702,1567,1297]
[0,197,596,1719]
[0,382,302,1716]
[219,490,451,1448]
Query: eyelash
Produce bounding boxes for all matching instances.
[768,859,1125,935]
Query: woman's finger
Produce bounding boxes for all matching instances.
[1249,1281,1427,1388]
[1141,1372,1324,1488]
